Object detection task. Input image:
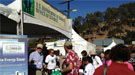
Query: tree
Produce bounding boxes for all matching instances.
[85,13,100,29]
[28,39,38,48]
[73,16,84,33]
[105,7,119,24]
[72,2,135,44]
[124,31,135,44]
[108,28,123,38]
[94,11,104,22]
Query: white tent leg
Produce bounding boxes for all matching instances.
[17,23,19,35]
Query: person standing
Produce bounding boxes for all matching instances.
[94,44,135,75]
[89,50,103,69]
[29,43,46,75]
[45,49,57,75]
[83,56,95,75]
[99,52,105,64]
[61,41,79,75]
[128,44,135,70]
[80,50,88,70]
[79,50,88,75]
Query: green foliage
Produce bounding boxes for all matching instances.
[105,7,119,22]
[94,11,104,22]
[72,2,135,44]
[101,26,109,31]
[108,28,123,37]
[85,13,100,28]
[123,31,135,44]
[28,39,38,48]
[73,16,84,33]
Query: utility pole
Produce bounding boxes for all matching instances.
[59,0,76,18]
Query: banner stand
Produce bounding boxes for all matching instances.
[0,34,28,75]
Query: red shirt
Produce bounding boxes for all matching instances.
[94,62,135,75]
[65,50,79,75]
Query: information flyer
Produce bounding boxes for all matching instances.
[0,35,28,75]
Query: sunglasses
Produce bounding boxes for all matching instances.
[37,47,43,50]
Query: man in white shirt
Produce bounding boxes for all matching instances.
[45,49,57,75]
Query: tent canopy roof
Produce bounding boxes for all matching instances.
[0,1,71,38]
[104,41,116,52]
[93,38,124,46]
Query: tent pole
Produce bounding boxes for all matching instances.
[20,0,24,35]
[17,23,20,35]
[0,16,1,34]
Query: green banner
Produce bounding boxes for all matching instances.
[22,0,34,16]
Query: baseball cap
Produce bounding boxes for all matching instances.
[36,43,43,49]
[64,41,72,47]
[89,50,97,55]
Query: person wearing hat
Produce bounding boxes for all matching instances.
[29,43,46,75]
[89,50,102,69]
[60,41,79,75]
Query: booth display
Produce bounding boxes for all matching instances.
[0,35,28,75]
[0,0,72,38]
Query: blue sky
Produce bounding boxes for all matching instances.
[47,0,135,19]
[0,0,135,19]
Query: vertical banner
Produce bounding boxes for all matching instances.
[0,35,28,75]
[22,0,35,16]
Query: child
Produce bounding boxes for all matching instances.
[83,56,95,75]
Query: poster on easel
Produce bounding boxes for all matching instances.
[0,35,28,75]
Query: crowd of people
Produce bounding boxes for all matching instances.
[28,41,135,75]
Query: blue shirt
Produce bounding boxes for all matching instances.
[29,51,44,69]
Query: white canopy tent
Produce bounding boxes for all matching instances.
[7,0,21,12]
[0,3,20,22]
[1,0,96,58]
[0,3,20,34]
[46,40,66,55]
[72,29,96,58]
[104,40,116,52]
[46,29,96,58]
[0,0,72,37]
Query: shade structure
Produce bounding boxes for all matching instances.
[104,40,116,52]
[0,3,20,22]
[0,0,72,38]
[45,29,96,58]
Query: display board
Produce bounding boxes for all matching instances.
[22,0,68,30]
[0,35,28,75]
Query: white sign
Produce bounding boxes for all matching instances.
[34,0,68,30]
[3,42,25,55]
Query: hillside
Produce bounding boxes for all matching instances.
[73,2,135,44]
[79,22,135,43]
